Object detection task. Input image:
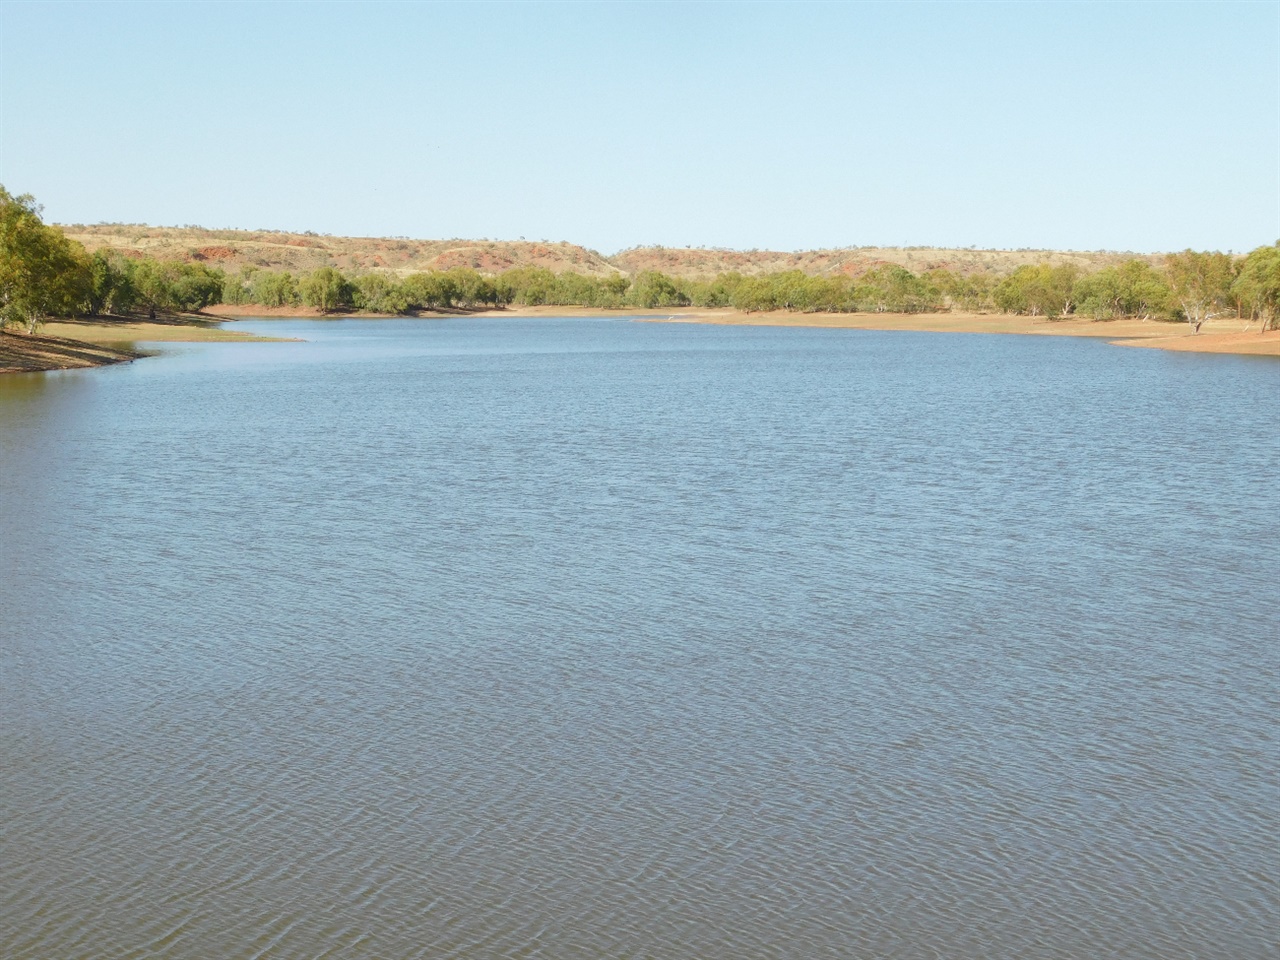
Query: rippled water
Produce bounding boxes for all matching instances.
[2,317,1277,959]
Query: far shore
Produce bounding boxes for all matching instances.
[4,305,1276,375]
[485,306,1277,356]
[209,301,1280,356]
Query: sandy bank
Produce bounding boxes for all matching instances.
[1,316,295,375]
[41,317,294,345]
[209,304,445,319]
[0,330,141,374]
[1110,329,1280,356]
[208,303,1280,358]
[624,308,1280,357]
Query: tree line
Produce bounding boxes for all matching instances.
[4,186,1279,333]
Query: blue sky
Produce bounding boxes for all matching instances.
[1,0,1275,253]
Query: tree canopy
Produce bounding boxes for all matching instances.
[1231,244,1280,331]
[1,187,91,332]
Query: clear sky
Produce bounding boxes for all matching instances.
[1,0,1276,254]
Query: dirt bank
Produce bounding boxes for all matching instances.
[216,303,1280,356]
[1,315,294,375]
[1110,329,1280,356]
[40,316,294,345]
[0,330,141,374]
[624,309,1280,357]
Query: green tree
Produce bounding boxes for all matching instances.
[221,265,258,306]
[86,250,139,316]
[1164,250,1237,333]
[1231,243,1280,332]
[1072,260,1171,321]
[497,266,557,305]
[444,268,501,307]
[925,269,994,312]
[853,266,942,313]
[689,272,746,308]
[993,264,1079,318]
[300,267,353,313]
[628,271,689,308]
[250,270,301,308]
[352,272,409,313]
[132,259,170,318]
[402,271,457,310]
[131,259,223,317]
[0,186,91,332]
[169,263,223,311]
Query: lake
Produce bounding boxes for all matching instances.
[1,317,1277,959]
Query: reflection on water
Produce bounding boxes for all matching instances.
[1,318,1277,959]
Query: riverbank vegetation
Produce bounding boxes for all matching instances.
[5,186,1279,334]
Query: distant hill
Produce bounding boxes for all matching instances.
[59,225,622,278]
[609,245,1163,278]
[58,224,1163,279]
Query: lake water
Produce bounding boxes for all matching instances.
[1,317,1277,959]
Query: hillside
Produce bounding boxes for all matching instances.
[610,245,1163,278]
[59,225,622,278]
[59,223,1164,280]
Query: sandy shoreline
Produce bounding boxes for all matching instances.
[213,301,1280,354]
[620,308,1280,356]
[40,317,296,345]
[465,306,1278,356]
[0,330,142,374]
[0,317,294,374]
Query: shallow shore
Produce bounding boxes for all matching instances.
[41,317,295,345]
[0,330,142,374]
[1,317,294,374]
[615,308,1280,357]
[210,302,1280,356]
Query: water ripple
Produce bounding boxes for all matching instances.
[1,319,1277,959]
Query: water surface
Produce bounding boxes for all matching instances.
[2,318,1277,959]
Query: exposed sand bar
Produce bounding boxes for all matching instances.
[1109,329,1280,356]
[40,318,296,345]
[608,308,1280,357]
[1,318,295,375]
[208,302,1280,357]
[0,331,141,374]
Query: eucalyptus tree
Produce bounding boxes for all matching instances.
[0,186,90,332]
[628,271,689,309]
[300,267,353,313]
[402,271,456,309]
[250,270,301,308]
[132,259,223,317]
[1164,250,1238,333]
[86,251,139,316]
[1073,259,1172,320]
[994,264,1080,318]
[1231,244,1280,331]
[352,272,409,314]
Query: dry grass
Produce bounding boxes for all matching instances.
[609,246,1161,279]
[59,225,622,278]
[58,223,1163,281]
